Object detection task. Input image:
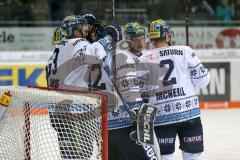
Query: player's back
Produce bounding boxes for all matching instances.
[140,45,210,125]
[46,38,110,91]
[140,45,197,101]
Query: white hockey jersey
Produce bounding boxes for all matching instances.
[115,50,143,104]
[139,45,210,126]
[46,38,112,92]
[108,50,143,130]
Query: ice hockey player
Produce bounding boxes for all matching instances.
[52,10,101,45]
[46,15,121,159]
[46,14,121,92]
[139,19,210,160]
[108,22,160,160]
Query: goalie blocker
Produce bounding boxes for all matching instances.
[137,104,161,160]
[137,104,158,145]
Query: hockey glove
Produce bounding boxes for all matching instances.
[90,23,104,41]
[86,23,104,43]
[103,25,122,43]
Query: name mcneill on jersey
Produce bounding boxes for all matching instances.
[159,49,183,56]
[155,87,186,101]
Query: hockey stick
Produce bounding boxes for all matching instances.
[111,0,120,115]
[184,0,190,46]
[111,0,117,82]
[112,0,116,24]
[97,0,100,20]
[109,1,160,159]
[110,0,137,122]
[111,79,135,120]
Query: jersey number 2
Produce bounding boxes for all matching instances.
[159,59,177,86]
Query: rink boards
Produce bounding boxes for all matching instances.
[1,49,240,109]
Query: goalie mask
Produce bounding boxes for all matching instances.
[124,22,145,40]
[61,15,89,39]
[148,19,174,41]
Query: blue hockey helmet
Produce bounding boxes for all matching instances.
[61,15,89,38]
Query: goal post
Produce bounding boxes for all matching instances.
[0,86,108,160]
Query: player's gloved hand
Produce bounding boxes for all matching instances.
[103,25,122,43]
[90,23,104,42]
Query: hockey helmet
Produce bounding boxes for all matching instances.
[148,19,173,40]
[124,22,145,39]
[81,9,96,27]
[61,15,89,38]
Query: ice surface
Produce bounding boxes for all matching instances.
[174,109,240,160]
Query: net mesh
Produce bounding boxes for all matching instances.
[0,86,107,160]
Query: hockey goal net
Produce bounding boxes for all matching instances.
[0,86,108,160]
